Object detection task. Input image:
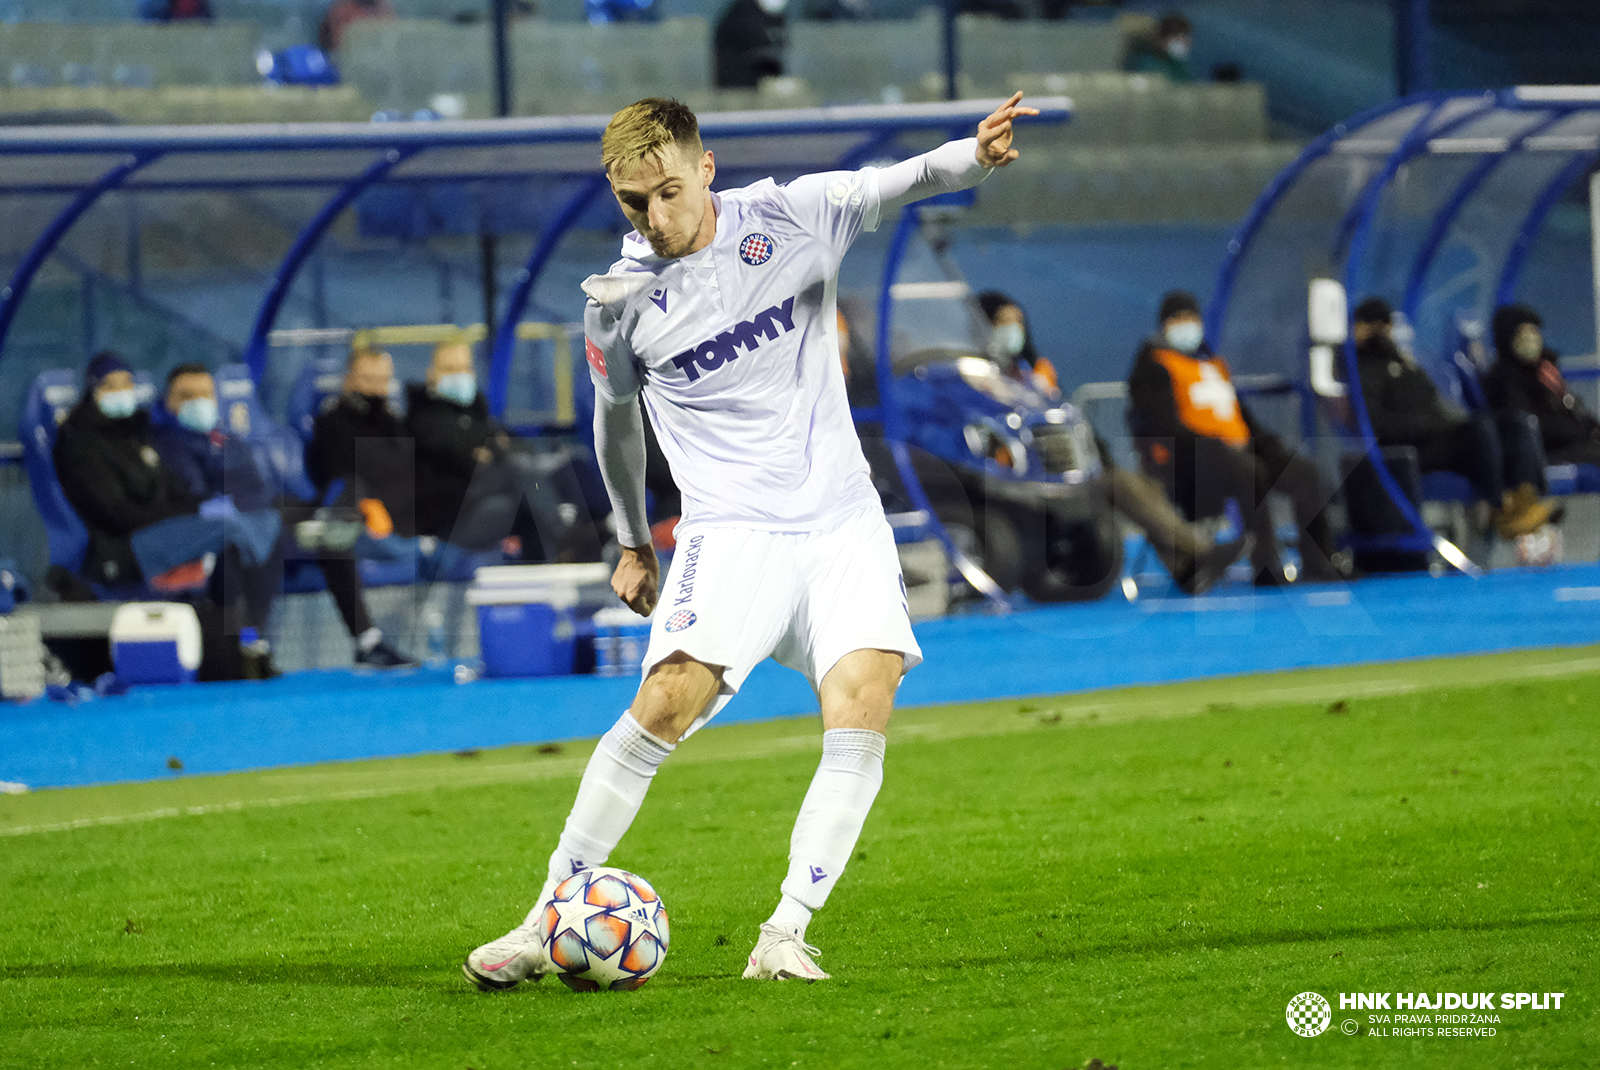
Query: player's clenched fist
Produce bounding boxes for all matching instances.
[975,91,1039,169]
[613,543,660,617]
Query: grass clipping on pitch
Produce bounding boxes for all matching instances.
[0,650,1596,1069]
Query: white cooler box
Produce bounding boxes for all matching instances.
[111,602,202,685]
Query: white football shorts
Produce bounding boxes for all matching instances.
[641,505,923,738]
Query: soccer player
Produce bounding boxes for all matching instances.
[463,93,1036,986]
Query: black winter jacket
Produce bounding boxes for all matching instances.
[404,382,503,539]
[1354,338,1465,445]
[53,400,199,583]
[1482,349,1600,453]
[306,392,417,536]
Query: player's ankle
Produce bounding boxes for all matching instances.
[765,894,813,938]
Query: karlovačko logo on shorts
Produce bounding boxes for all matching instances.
[1287,991,1333,1036]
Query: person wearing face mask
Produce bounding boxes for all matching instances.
[977,290,1244,593]
[976,291,1059,396]
[714,0,786,89]
[53,351,202,589]
[307,344,418,542]
[151,363,411,672]
[1129,290,1345,585]
[1125,12,1195,83]
[406,342,604,561]
[1483,303,1600,472]
[1352,297,1552,541]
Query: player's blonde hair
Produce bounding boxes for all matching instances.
[601,98,702,177]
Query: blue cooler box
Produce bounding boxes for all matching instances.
[469,584,579,678]
[592,606,653,677]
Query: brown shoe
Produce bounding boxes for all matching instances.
[1493,485,1554,540]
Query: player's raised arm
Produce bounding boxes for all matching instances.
[875,92,1040,217]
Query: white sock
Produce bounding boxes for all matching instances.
[774,728,886,930]
[545,710,674,891]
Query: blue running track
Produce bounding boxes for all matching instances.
[5,565,1600,788]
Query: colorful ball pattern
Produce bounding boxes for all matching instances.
[540,867,670,992]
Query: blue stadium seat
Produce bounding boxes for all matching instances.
[20,370,90,572]
[214,362,318,503]
[287,357,345,444]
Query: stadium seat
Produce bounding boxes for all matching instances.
[287,357,346,445]
[214,363,318,503]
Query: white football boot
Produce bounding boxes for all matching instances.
[462,905,550,991]
[741,922,830,982]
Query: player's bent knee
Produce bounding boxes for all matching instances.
[819,649,903,732]
[633,652,723,743]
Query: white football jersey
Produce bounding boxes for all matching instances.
[582,167,887,533]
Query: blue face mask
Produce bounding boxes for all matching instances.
[437,372,477,406]
[177,396,219,433]
[96,389,138,420]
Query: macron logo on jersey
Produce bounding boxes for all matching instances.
[669,295,797,383]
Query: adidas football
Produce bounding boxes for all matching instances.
[541,867,670,992]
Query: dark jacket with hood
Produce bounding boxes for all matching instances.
[1482,307,1600,453]
[404,381,503,538]
[53,399,200,583]
[1354,337,1465,445]
[307,391,416,537]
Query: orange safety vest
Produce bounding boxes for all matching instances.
[1150,348,1251,447]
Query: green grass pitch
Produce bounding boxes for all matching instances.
[2,647,1597,1069]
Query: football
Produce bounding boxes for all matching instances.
[541,867,670,992]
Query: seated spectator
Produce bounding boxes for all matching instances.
[976,291,1060,396]
[319,0,395,52]
[976,291,1243,593]
[53,351,278,675]
[1125,12,1194,83]
[307,345,417,542]
[1352,297,1552,540]
[1129,290,1344,584]
[152,363,412,671]
[407,341,603,561]
[1483,303,1600,471]
[714,0,786,89]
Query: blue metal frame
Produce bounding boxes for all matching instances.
[873,206,1010,609]
[1210,88,1600,575]
[1398,111,1570,324]
[0,150,163,360]
[487,173,609,416]
[242,147,423,380]
[1493,150,1600,310]
[1206,97,1416,344]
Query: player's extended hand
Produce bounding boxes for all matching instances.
[612,542,660,617]
[975,91,1039,169]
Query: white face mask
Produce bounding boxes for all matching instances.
[1166,37,1191,61]
[97,389,138,420]
[1512,328,1543,364]
[987,322,1026,361]
[1165,321,1204,354]
[436,372,477,406]
[757,0,786,14]
[177,396,219,433]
